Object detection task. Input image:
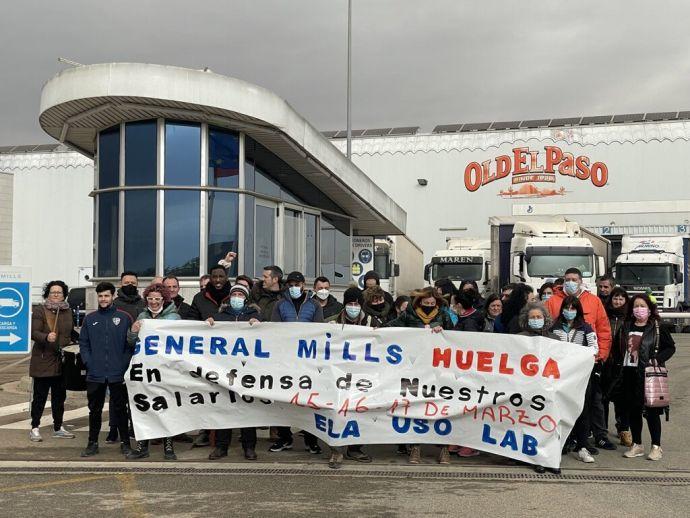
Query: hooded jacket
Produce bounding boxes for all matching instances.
[113,287,145,321]
[545,285,611,361]
[79,305,133,383]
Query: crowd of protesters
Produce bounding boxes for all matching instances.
[28,253,675,471]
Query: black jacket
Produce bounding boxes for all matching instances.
[454,309,485,332]
[362,301,395,328]
[215,303,263,322]
[250,284,283,321]
[173,295,193,320]
[113,288,145,321]
[186,289,230,321]
[385,305,454,330]
[316,295,343,322]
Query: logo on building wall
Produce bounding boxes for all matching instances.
[464,146,608,198]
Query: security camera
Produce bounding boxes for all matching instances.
[417,178,428,186]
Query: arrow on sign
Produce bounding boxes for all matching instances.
[0,333,21,346]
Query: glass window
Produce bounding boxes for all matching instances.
[165,121,200,186]
[255,203,275,277]
[124,190,157,277]
[255,168,280,198]
[164,191,200,276]
[244,161,255,191]
[283,208,301,273]
[615,264,673,286]
[244,195,255,276]
[207,192,239,275]
[125,121,157,186]
[432,263,483,282]
[320,215,350,284]
[305,213,317,278]
[208,127,239,188]
[98,126,120,189]
[527,254,594,278]
[97,192,119,277]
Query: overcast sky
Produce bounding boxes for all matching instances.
[1,0,689,145]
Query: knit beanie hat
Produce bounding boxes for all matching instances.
[343,287,363,306]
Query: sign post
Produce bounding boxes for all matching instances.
[0,266,31,354]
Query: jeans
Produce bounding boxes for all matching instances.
[86,381,128,444]
[31,376,66,430]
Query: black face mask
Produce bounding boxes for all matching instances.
[420,305,435,315]
[121,285,138,297]
[371,302,386,312]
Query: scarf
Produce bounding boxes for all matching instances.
[44,300,70,312]
[415,306,439,325]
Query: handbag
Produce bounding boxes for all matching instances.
[644,321,670,408]
[62,344,87,391]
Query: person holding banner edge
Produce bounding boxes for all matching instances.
[206,283,262,461]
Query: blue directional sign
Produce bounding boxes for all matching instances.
[0,267,31,354]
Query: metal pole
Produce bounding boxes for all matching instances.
[346,0,352,160]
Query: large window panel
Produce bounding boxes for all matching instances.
[283,208,301,274]
[208,127,239,188]
[97,192,119,277]
[255,203,275,277]
[207,192,239,275]
[164,191,200,276]
[305,213,317,278]
[98,126,120,189]
[125,121,157,186]
[320,215,350,284]
[165,121,200,186]
[124,190,157,277]
[244,195,255,276]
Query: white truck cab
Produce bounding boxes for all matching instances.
[425,238,492,296]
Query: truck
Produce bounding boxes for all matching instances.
[613,235,690,311]
[489,216,610,294]
[374,235,425,297]
[424,238,492,296]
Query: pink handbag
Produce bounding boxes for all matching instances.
[644,322,670,408]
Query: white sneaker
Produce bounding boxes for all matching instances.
[647,445,663,461]
[29,428,42,442]
[623,443,645,458]
[576,447,595,463]
[52,427,76,439]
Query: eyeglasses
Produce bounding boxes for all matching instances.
[48,291,64,295]
[146,297,163,302]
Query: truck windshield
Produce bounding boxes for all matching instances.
[527,255,594,278]
[615,264,674,286]
[432,263,482,281]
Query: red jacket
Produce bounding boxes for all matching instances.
[545,286,612,361]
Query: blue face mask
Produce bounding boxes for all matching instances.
[563,280,579,295]
[230,297,245,311]
[289,286,302,299]
[562,309,577,321]
[528,318,544,330]
[541,294,551,301]
[345,305,361,320]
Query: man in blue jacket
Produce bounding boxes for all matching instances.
[269,271,324,454]
[79,282,133,457]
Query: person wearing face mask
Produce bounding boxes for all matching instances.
[326,287,374,468]
[459,280,485,310]
[29,280,77,443]
[618,294,675,461]
[270,271,323,454]
[551,296,599,464]
[312,276,343,322]
[516,301,560,474]
[385,287,453,464]
[362,286,396,327]
[538,282,555,303]
[126,284,180,460]
[545,268,613,451]
[113,271,145,321]
[205,284,261,461]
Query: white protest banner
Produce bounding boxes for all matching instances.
[126,320,593,468]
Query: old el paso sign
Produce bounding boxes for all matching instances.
[464,146,608,192]
[433,256,482,264]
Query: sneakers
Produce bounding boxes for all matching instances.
[647,445,663,461]
[29,428,42,442]
[408,445,421,464]
[305,443,322,455]
[457,446,480,457]
[623,444,645,458]
[105,427,119,444]
[52,427,76,439]
[437,446,451,465]
[80,441,99,457]
[594,437,616,450]
[576,447,595,463]
[619,430,633,447]
[328,451,344,469]
[244,448,258,461]
[268,439,293,452]
[208,447,228,460]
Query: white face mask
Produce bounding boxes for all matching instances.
[316,289,330,301]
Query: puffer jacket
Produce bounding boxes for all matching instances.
[271,292,324,323]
